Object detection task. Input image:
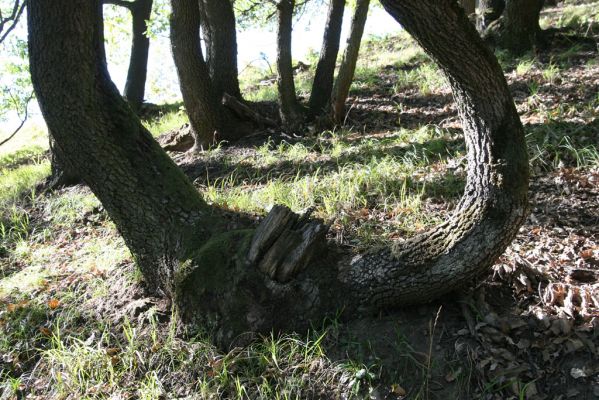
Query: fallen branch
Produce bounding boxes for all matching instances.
[222,93,278,128]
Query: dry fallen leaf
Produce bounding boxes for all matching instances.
[390,383,407,396]
[105,347,119,356]
[39,327,52,336]
[48,299,60,310]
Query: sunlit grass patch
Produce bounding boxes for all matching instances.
[143,109,188,137]
[44,189,101,227]
[201,126,462,242]
[36,308,359,399]
[0,263,49,296]
[0,160,50,206]
[394,63,447,95]
[543,1,599,33]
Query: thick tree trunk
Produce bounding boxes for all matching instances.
[28,0,213,296]
[123,0,153,112]
[308,0,345,118]
[276,0,304,130]
[169,0,222,149]
[28,0,529,348]
[477,0,505,31]
[485,0,545,54]
[331,0,370,124]
[199,0,242,100]
[344,0,529,307]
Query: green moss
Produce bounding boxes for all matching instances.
[175,229,254,294]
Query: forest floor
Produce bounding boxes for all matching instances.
[1,2,598,399]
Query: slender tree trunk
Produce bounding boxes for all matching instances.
[331,0,370,124]
[308,0,345,118]
[29,0,529,348]
[123,0,153,112]
[276,0,304,130]
[29,0,214,296]
[199,0,242,100]
[477,0,505,31]
[170,0,222,149]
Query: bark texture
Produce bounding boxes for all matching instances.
[123,0,153,112]
[29,0,212,297]
[170,0,222,149]
[199,0,242,100]
[308,0,346,118]
[345,0,529,307]
[485,0,545,54]
[276,0,304,130]
[48,135,81,189]
[331,0,370,124]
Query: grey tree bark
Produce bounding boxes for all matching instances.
[29,0,214,296]
[170,0,223,149]
[331,0,370,124]
[484,0,545,54]
[47,135,81,189]
[29,0,529,348]
[308,0,346,118]
[276,0,304,130]
[199,0,242,100]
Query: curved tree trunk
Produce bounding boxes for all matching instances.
[28,0,529,348]
[308,0,345,118]
[29,0,213,296]
[331,0,370,125]
[123,0,153,112]
[199,0,242,100]
[170,0,222,149]
[343,0,529,307]
[276,0,304,130]
[485,0,545,54]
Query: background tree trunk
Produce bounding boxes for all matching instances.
[276,0,304,130]
[170,0,222,149]
[199,0,242,100]
[477,0,505,31]
[123,0,153,112]
[48,135,81,189]
[331,0,370,124]
[308,0,345,118]
[484,0,545,54]
[29,0,213,296]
